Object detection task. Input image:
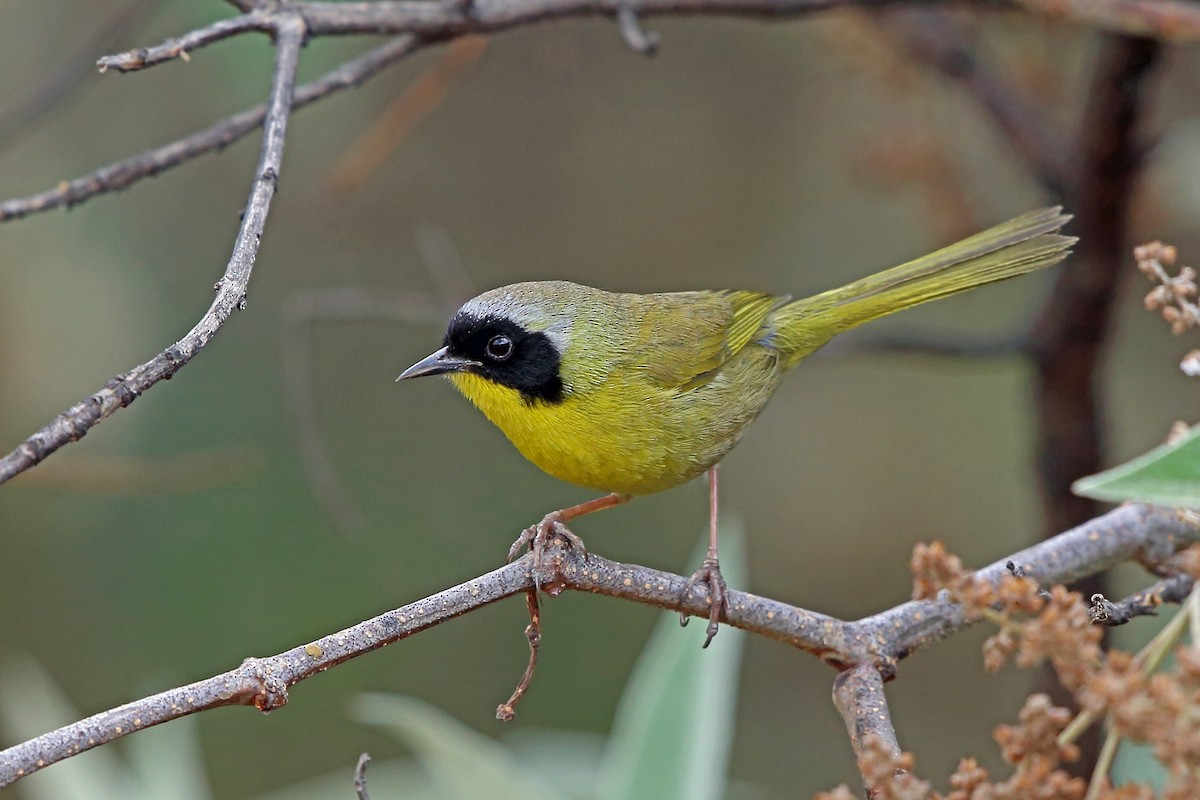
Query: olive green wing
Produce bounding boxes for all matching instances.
[631,290,782,391]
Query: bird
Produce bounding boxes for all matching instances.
[399,207,1075,646]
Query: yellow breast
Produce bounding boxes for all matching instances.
[449,345,783,496]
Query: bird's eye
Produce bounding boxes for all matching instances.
[486,334,514,361]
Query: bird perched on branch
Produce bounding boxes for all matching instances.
[400,207,1075,645]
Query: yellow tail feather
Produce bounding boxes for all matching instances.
[770,207,1075,368]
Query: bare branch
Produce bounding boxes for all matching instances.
[617,4,662,54]
[859,505,1193,667]
[97,12,271,73]
[1014,0,1200,42]
[354,753,372,800]
[0,36,419,224]
[0,1,1191,793]
[1,503,1192,786]
[833,663,899,759]
[1089,573,1195,625]
[0,548,534,786]
[87,0,1200,80]
[0,16,308,485]
[287,0,1200,39]
[833,664,926,799]
[293,0,877,37]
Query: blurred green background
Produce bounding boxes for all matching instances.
[2,1,1199,797]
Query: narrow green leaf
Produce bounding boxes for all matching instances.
[350,694,552,800]
[125,707,211,800]
[0,657,210,800]
[1073,424,1200,506]
[598,518,746,800]
[0,655,139,800]
[501,729,605,796]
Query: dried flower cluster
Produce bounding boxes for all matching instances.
[1079,647,1200,798]
[814,735,930,800]
[816,695,1085,799]
[910,542,1046,622]
[816,542,1200,799]
[1135,240,1200,375]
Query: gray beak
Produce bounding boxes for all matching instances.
[397,346,480,381]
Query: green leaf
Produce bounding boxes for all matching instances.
[1073,424,1200,506]
[1111,739,1168,792]
[0,655,211,800]
[500,729,605,796]
[1107,649,1172,794]
[350,694,553,800]
[597,517,746,800]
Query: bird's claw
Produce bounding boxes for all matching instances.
[507,512,589,585]
[679,557,728,648]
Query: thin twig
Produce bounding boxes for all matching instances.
[0,42,428,486]
[496,590,542,721]
[0,15,306,485]
[862,505,1191,667]
[1058,583,1199,748]
[0,36,419,225]
[0,503,1192,787]
[1088,573,1194,625]
[0,0,1179,486]
[616,4,662,54]
[1015,0,1200,41]
[354,753,372,800]
[93,0,1200,77]
[286,0,1200,39]
[97,12,272,73]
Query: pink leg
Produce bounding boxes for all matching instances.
[680,465,728,647]
[708,462,720,563]
[508,492,631,570]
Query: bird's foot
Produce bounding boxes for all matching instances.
[679,556,728,648]
[508,511,588,588]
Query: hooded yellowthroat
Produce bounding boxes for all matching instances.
[400,207,1074,644]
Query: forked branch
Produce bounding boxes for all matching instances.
[0,503,1193,787]
[0,14,312,484]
